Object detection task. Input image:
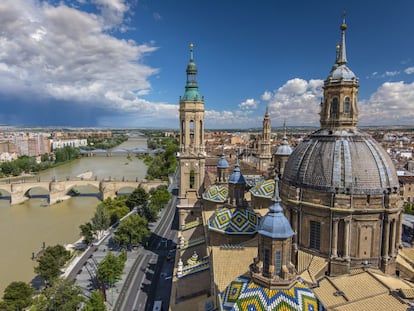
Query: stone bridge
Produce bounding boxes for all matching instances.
[0,179,166,205]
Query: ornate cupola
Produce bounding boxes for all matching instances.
[228,156,246,207]
[217,146,229,183]
[273,121,292,178]
[320,14,359,130]
[250,177,296,288]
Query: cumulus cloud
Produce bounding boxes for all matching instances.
[238,98,258,110]
[205,109,260,128]
[0,0,167,125]
[405,67,414,75]
[261,91,272,101]
[359,81,414,125]
[264,78,323,126]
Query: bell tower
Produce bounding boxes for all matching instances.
[177,44,206,226]
[320,14,359,130]
[258,107,272,172]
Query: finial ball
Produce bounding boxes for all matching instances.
[340,23,347,31]
[190,43,194,49]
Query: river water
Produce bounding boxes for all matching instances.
[0,138,148,295]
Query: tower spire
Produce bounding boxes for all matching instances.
[183,43,201,101]
[338,11,347,65]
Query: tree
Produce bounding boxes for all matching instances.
[125,186,149,211]
[141,202,159,222]
[100,197,129,225]
[150,188,171,211]
[97,252,125,288]
[34,245,70,283]
[84,290,107,311]
[31,278,83,311]
[91,204,111,238]
[80,222,95,245]
[1,281,34,311]
[113,214,149,246]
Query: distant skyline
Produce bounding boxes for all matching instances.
[0,0,413,129]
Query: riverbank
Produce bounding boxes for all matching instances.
[0,138,149,296]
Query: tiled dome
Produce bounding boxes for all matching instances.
[249,179,275,198]
[202,184,229,203]
[208,207,259,235]
[219,273,323,311]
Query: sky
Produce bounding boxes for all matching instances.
[0,0,414,129]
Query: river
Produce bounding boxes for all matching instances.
[0,138,148,295]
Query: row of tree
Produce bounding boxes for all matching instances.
[145,136,178,181]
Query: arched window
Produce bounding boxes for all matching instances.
[189,120,194,144]
[344,97,351,113]
[189,170,195,189]
[199,120,203,144]
[275,250,282,276]
[331,98,338,116]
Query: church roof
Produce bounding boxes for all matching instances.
[202,184,229,203]
[228,160,246,184]
[218,152,230,168]
[275,136,293,156]
[258,178,294,239]
[219,273,323,311]
[208,207,260,235]
[249,179,275,198]
[282,129,399,195]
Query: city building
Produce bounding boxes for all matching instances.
[171,18,414,311]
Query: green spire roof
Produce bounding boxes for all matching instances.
[183,43,202,101]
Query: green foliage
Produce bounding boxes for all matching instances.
[84,290,107,311]
[31,279,84,311]
[125,186,149,210]
[145,137,178,180]
[150,188,171,211]
[404,203,414,215]
[97,252,125,285]
[34,245,70,283]
[80,222,95,245]
[100,197,129,225]
[54,146,80,163]
[114,214,149,246]
[84,134,128,150]
[1,281,34,311]
[91,204,111,234]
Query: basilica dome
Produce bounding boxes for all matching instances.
[283,128,399,195]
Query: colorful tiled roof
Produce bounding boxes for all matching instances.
[203,184,229,203]
[249,179,275,198]
[219,273,324,311]
[208,207,260,235]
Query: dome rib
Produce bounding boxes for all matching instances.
[283,130,399,195]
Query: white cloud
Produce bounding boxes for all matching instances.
[205,109,260,128]
[359,81,414,125]
[265,78,323,126]
[238,98,258,110]
[405,67,414,75]
[384,70,400,77]
[92,0,129,29]
[0,0,160,117]
[261,91,272,101]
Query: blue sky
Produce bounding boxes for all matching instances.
[0,0,413,129]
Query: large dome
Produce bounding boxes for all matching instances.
[283,128,399,195]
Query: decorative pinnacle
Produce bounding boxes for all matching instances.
[189,43,194,61]
[337,12,347,65]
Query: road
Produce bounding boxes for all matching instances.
[114,194,178,311]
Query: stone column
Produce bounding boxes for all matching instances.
[331,217,339,258]
[382,218,390,261]
[344,217,351,260]
[390,218,397,257]
[396,212,403,249]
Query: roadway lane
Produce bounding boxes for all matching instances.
[115,195,178,311]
